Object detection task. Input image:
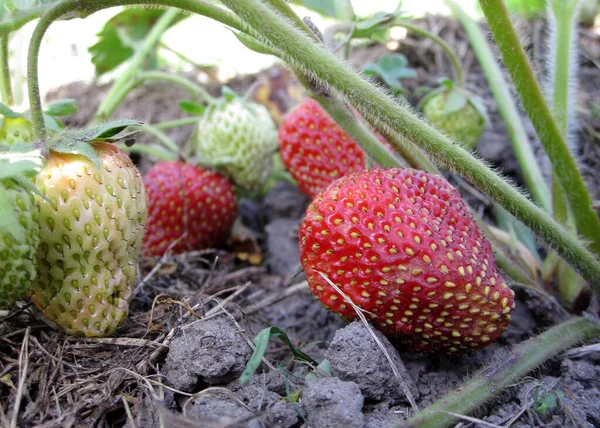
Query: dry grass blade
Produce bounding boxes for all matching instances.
[11,326,30,428]
[315,270,419,412]
[441,411,503,427]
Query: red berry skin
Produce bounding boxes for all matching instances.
[279,98,366,198]
[299,168,515,353]
[143,162,237,257]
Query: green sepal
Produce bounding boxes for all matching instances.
[231,30,276,56]
[0,184,23,242]
[444,89,468,116]
[47,120,142,168]
[220,86,239,102]
[0,143,45,178]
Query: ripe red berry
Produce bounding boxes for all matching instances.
[143,161,237,256]
[279,98,367,198]
[299,168,515,353]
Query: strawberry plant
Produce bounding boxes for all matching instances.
[1,0,600,426]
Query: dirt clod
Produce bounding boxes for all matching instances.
[164,314,253,390]
[325,321,418,405]
[302,377,365,428]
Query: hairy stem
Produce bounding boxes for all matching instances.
[220,0,600,286]
[393,20,464,85]
[447,0,551,212]
[479,0,600,255]
[0,36,13,105]
[401,316,600,427]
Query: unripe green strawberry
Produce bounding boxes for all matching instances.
[195,96,278,190]
[0,117,35,145]
[31,143,147,336]
[0,178,39,308]
[422,89,487,150]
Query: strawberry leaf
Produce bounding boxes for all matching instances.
[67,120,142,142]
[295,0,338,18]
[44,98,78,117]
[0,184,24,242]
[88,7,187,76]
[179,100,205,115]
[363,54,416,93]
[0,102,20,119]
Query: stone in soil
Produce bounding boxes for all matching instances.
[302,377,365,428]
[262,181,311,223]
[185,396,261,428]
[325,321,418,405]
[163,314,252,391]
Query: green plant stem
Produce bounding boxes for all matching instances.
[139,123,179,152]
[479,0,600,255]
[93,8,181,123]
[401,316,600,428]
[392,20,464,85]
[159,41,216,71]
[0,4,54,38]
[0,36,13,105]
[153,116,200,130]
[447,0,551,213]
[138,71,215,103]
[220,0,600,287]
[26,0,249,140]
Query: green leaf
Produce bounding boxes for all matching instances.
[44,98,78,117]
[0,144,44,177]
[42,114,64,132]
[240,326,318,385]
[0,184,24,242]
[295,0,338,18]
[305,359,332,382]
[443,89,468,116]
[179,100,206,116]
[362,54,417,92]
[0,102,20,119]
[231,30,276,56]
[533,389,562,416]
[353,12,395,36]
[88,8,186,76]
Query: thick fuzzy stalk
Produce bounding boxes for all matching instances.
[479,0,600,255]
[401,316,600,427]
[0,36,13,105]
[219,0,600,286]
[447,0,551,213]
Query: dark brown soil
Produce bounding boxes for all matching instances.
[1,14,600,428]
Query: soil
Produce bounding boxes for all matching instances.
[2,14,600,428]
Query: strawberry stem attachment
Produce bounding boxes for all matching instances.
[402,316,600,427]
[0,37,13,105]
[479,0,600,255]
[392,20,464,86]
[220,0,600,287]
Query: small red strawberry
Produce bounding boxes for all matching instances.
[143,161,237,257]
[279,98,367,198]
[299,168,514,353]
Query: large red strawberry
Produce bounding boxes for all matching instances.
[279,98,367,198]
[143,161,237,257]
[299,168,514,353]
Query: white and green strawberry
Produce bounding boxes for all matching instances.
[30,122,147,337]
[0,177,40,308]
[194,89,278,190]
[421,82,487,150]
